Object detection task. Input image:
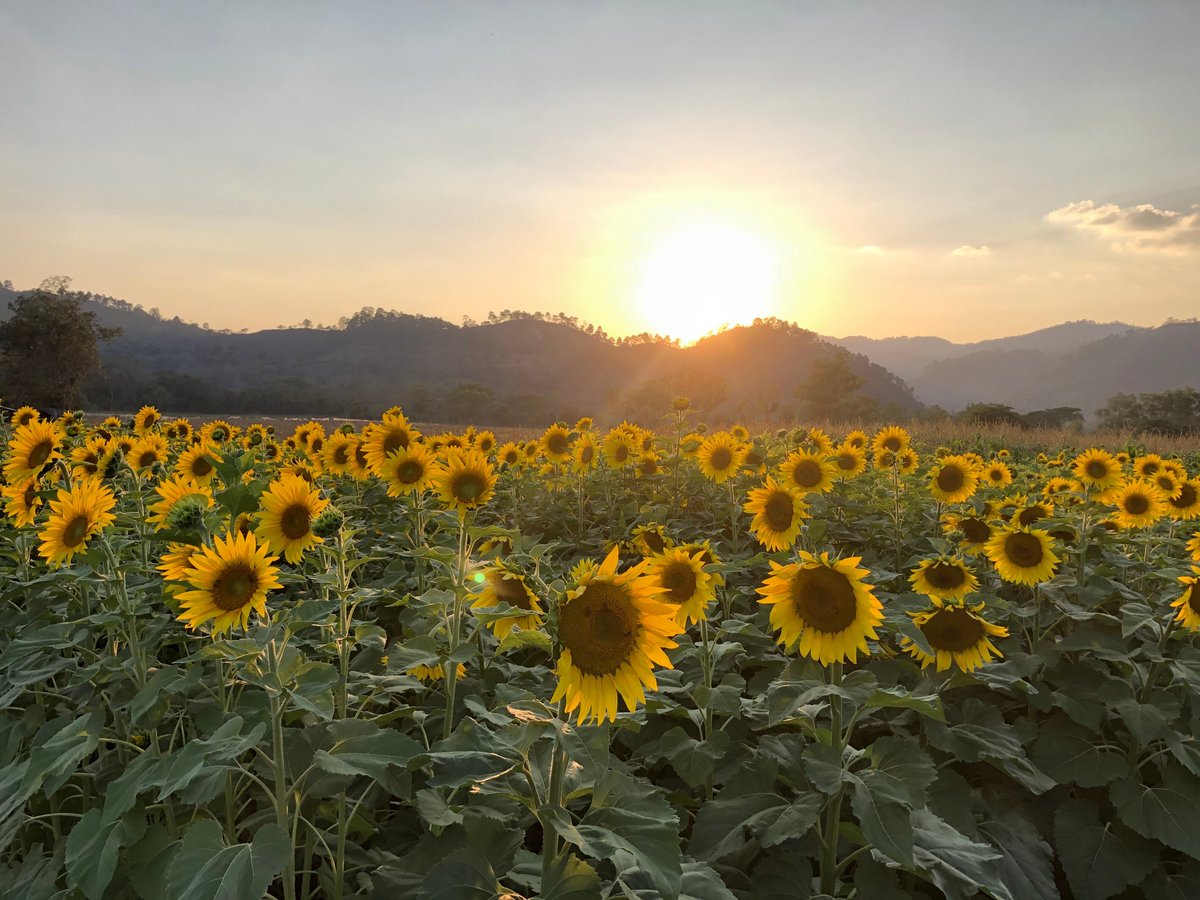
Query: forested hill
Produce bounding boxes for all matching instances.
[0,286,920,425]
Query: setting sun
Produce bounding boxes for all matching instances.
[633,219,781,344]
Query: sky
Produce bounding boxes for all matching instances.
[3,1,1200,342]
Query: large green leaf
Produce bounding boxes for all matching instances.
[1054,798,1158,900]
[1031,716,1127,787]
[910,809,1012,900]
[687,793,788,861]
[312,719,423,780]
[65,808,129,900]
[420,847,504,900]
[978,817,1058,900]
[165,821,290,900]
[656,727,730,789]
[540,852,603,900]
[851,775,913,867]
[1111,764,1200,859]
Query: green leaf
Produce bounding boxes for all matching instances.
[864,685,945,722]
[1114,694,1179,745]
[867,736,936,807]
[978,818,1059,900]
[574,772,681,899]
[540,852,602,900]
[687,793,789,861]
[1031,716,1127,787]
[851,775,913,867]
[420,847,503,900]
[926,699,1052,794]
[386,635,442,671]
[165,821,290,900]
[656,727,730,789]
[1054,798,1158,900]
[1111,764,1200,859]
[803,742,850,795]
[65,808,126,900]
[313,719,423,780]
[910,809,1011,900]
[127,824,179,900]
[759,794,823,848]
[679,858,739,900]
[416,789,464,829]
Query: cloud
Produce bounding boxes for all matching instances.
[1046,200,1200,253]
[950,244,991,258]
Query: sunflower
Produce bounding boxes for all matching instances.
[1172,567,1200,631]
[602,429,638,469]
[697,432,745,483]
[757,551,882,665]
[133,405,161,434]
[475,431,496,454]
[635,453,661,477]
[435,450,497,517]
[742,445,767,475]
[843,430,868,450]
[1075,448,1118,494]
[11,406,40,428]
[909,556,978,602]
[175,531,281,635]
[550,547,681,725]
[1161,460,1188,482]
[929,455,979,505]
[1109,480,1166,530]
[540,424,572,463]
[2,476,43,527]
[632,523,669,556]
[680,432,704,459]
[4,419,64,483]
[1167,479,1200,521]
[1188,532,1200,562]
[900,598,1008,672]
[166,418,194,442]
[320,433,357,476]
[1134,454,1164,479]
[256,474,330,563]
[261,441,282,463]
[982,460,1013,488]
[130,434,169,473]
[497,442,522,468]
[872,425,910,458]
[832,443,868,480]
[730,424,750,443]
[200,419,236,444]
[646,547,715,626]
[1152,471,1184,501]
[1013,499,1054,527]
[292,421,326,450]
[407,663,467,683]
[779,449,837,495]
[1044,476,1075,497]
[896,449,920,475]
[985,526,1059,586]
[471,565,543,638]
[378,444,440,497]
[572,434,599,473]
[147,476,214,530]
[744,478,809,552]
[158,542,202,584]
[38,479,118,567]
[804,427,834,455]
[70,437,111,480]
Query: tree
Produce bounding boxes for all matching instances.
[796,350,876,421]
[957,403,1024,427]
[0,288,121,409]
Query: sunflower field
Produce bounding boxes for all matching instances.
[3,402,1200,900]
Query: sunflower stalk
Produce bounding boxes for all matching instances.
[266,633,298,900]
[541,698,569,883]
[443,513,472,740]
[819,661,846,897]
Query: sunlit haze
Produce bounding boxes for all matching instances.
[4,3,1200,342]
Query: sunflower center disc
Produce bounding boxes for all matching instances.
[936,466,965,493]
[883,436,902,452]
[1124,494,1150,516]
[922,607,985,652]
[790,566,858,633]
[383,431,409,456]
[1085,460,1108,479]
[837,453,857,471]
[1188,585,1200,615]
[548,434,568,455]
[559,583,638,676]
[397,460,423,484]
[212,564,259,611]
[62,515,90,548]
[925,562,966,589]
[28,440,53,469]
[1017,506,1047,526]
[710,448,732,471]
[139,452,156,468]
[793,460,822,488]
[641,531,665,554]
[764,493,794,531]
[1158,477,1176,493]
[453,474,483,502]
[1172,484,1197,509]
[960,518,991,543]
[1141,462,1160,476]
[661,562,697,604]
[490,574,532,610]
[581,447,594,464]
[333,447,349,465]
[280,504,311,540]
[1004,532,1044,568]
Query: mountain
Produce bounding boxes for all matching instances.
[0,287,921,424]
[829,320,1141,385]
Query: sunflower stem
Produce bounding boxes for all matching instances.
[699,617,715,801]
[819,661,845,896]
[443,513,470,740]
[268,636,297,900]
[542,698,569,882]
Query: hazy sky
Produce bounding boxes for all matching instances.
[4,2,1199,341]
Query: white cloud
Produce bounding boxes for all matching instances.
[1046,200,1200,253]
[950,244,991,258]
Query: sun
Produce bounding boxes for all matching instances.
[634,219,780,344]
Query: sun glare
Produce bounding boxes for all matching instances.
[634,219,780,344]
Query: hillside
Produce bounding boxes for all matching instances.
[0,286,920,424]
